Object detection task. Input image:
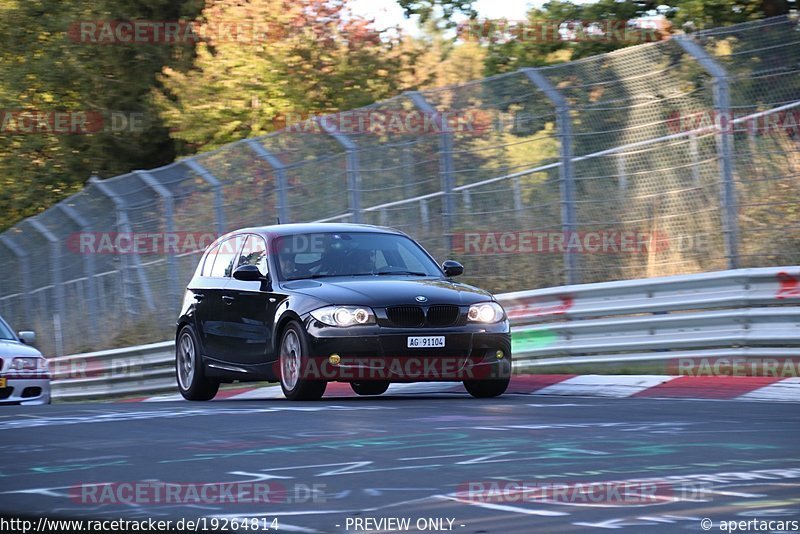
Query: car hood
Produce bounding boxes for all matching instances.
[0,339,43,358]
[281,277,494,307]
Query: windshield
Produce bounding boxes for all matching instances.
[275,232,442,281]
[0,316,17,340]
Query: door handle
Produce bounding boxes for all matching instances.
[222,295,235,304]
[194,293,205,301]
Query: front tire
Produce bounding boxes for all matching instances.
[176,325,220,401]
[351,381,390,396]
[279,322,327,401]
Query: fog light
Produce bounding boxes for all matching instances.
[496,350,504,359]
[329,354,341,365]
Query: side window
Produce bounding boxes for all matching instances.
[201,243,220,277]
[236,235,269,276]
[210,236,243,278]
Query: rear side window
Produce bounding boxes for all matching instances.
[201,243,220,277]
[210,236,244,278]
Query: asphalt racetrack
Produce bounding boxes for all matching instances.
[1,393,799,533]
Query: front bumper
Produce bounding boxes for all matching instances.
[0,376,51,405]
[301,318,511,382]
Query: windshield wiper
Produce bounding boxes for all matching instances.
[287,271,428,280]
[286,273,341,281]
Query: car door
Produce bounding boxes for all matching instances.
[189,241,223,358]
[224,234,280,366]
[198,234,244,360]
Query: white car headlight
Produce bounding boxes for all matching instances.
[467,302,505,323]
[311,306,376,327]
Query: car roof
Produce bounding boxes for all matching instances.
[222,223,405,240]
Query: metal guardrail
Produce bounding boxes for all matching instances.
[506,266,800,368]
[50,266,800,401]
[50,340,175,401]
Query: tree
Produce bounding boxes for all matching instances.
[396,18,487,91]
[0,0,201,231]
[397,0,477,28]
[480,0,793,77]
[156,0,405,152]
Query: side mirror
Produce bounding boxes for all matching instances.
[233,264,267,282]
[442,260,464,277]
[18,331,36,345]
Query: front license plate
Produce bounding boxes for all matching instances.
[0,377,6,388]
[407,336,445,348]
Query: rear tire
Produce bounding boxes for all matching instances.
[279,322,327,401]
[176,325,219,401]
[464,377,509,398]
[351,381,390,396]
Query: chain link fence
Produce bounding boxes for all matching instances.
[1,16,799,356]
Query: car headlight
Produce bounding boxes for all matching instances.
[310,306,376,327]
[10,357,48,373]
[468,302,505,323]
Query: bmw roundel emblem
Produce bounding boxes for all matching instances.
[415,295,428,303]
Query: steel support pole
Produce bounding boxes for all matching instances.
[27,218,65,356]
[246,139,290,223]
[676,36,739,269]
[0,234,32,328]
[689,134,701,186]
[89,176,156,312]
[56,202,99,336]
[401,141,414,199]
[407,91,455,251]
[315,118,362,223]
[523,68,579,285]
[184,159,226,236]
[136,171,179,307]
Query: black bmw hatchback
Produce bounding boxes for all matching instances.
[176,223,511,401]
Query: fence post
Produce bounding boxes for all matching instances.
[0,234,32,328]
[689,133,701,186]
[401,141,414,199]
[135,171,179,306]
[246,139,290,223]
[88,176,156,313]
[407,91,455,251]
[616,154,628,192]
[56,202,99,337]
[315,117,362,223]
[184,159,226,236]
[27,217,66,356]
[676,35,739,269]
[523,68,579,285]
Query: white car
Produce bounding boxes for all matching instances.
[0,315,50,405]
